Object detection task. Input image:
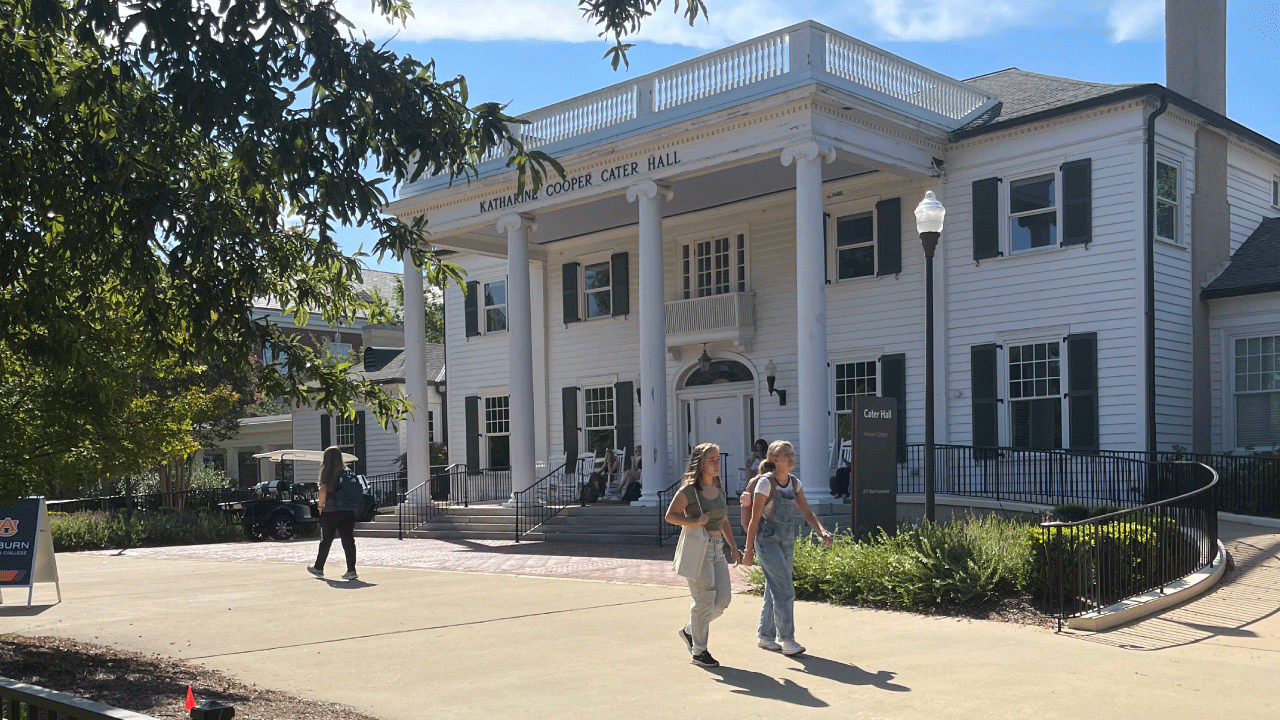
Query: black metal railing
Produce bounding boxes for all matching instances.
[1038,461,1218,629]
[362,470,408,511]
[396,464,514,538]
[512,456,595,539]
[1096,449,1280,518]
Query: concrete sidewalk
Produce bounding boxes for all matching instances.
[3,522,1279,720]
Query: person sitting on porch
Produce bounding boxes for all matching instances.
[588,448,621,500]
[610,445,643,500]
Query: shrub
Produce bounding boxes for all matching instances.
[50,510,240,552]
[189,464,233,491]
[747,513,1036,612]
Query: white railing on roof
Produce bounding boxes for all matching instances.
[653,33,789,112]
[823,32,991,121]
[465,22,996,169]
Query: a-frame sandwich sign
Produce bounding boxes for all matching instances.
[0,497,61,606]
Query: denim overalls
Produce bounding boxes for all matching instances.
[755,476,802,643]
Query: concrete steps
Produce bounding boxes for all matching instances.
[355,498,853,545]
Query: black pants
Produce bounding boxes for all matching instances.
[315,510,357,573]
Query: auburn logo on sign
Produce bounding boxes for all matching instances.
[0,518,18,537]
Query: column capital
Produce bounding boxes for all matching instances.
[781,140,836,167]
[626,180,674,204]
[496,212,537,235]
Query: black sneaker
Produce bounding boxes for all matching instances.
[678,627,693,654]
[691,650,719,667]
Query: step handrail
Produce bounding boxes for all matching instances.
[512,458,589,540]
[655,478,683,546]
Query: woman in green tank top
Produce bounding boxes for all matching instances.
[664,442,741,668]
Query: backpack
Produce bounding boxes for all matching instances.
[739,473,778,530]
[580,481,601,504]
[621,481,642,503]
[329,471,365,513]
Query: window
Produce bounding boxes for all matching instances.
[1272,176,1279,208]
[335,414,356,455]
[1156,160,1179,243]
[428,410,435,443]
[484,280,507,334]
[1008,342,1062,449]
[583,261,611,319]
[835,212,875,279]
[483,396,510,468]
[834,360,878,440]
[1234,336,1280,449]
[328,342,353,358]
[583,386,615,456]
[682,233,746,298]
[1009,174,1057,252]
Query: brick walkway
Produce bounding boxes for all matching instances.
[80,536,757,591]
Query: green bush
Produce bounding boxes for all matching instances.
[747,514,1036,611]
[1028,515,1190,608]
[189,464,233,491]
[50,510,240,552]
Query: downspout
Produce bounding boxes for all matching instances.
[1145,94,1168,455]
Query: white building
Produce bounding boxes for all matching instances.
[389,11,1279,507]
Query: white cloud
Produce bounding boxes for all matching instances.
[1106,0,1163,42]
[855,0,1053,42]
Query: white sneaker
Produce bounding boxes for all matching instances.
[781,640,806,656]
[757,637,782,651]
[341,570,359,581]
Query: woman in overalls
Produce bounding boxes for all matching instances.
[742,439,833,656]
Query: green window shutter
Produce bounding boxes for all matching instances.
[972,178,1002,261]
[464,281,480,337]
[971,344,1000,456]
[880,353,907,462]
[614,381,634,454]
[1067,332,1099,452]
[320,415,331,450]
[876,197,902,276]
[353,410,366,475]
[562,387,579,463]
[1061,158,1092,247]
[562,262,580,324]
[464,395,480,472]
[610,253,630,317]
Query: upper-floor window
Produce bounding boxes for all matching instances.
[1156,160,1179,244]
[682,233,746,298]
[583,261,612,319]
[1271,176,1279,208]
[1234,335,1280,450]
[1008,341,1062,450]
[328,342,353,358]
[835,212,875,279]
[1009,174,1057,252]
[484,280,507,334]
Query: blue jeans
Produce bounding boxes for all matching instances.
[685,533,731,653]
[755,520,796,642]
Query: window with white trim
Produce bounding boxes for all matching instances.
[834,212,875,279]
[1234,335,1280,449]
[682,232,747,298]
[1008,342,1062,449]
[428,410,435,443]
[483,396,510,468]
[1156,160,1179,244]
[328,342,353,358]
[583,260,612,319]
[583,386,616,457]
[834,360,877,440]
[1009,174,1058,252]
[484,280,507,334]
[1272,176,1279,209]
[335,414,356,456]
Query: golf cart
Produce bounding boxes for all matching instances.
[239,450,377,540]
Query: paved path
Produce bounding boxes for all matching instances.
[2,521,1278,720]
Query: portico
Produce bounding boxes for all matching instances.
[391,21,996,507]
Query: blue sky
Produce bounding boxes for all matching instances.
[339,0,1280,273]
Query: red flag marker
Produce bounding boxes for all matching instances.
[185,686,196,712]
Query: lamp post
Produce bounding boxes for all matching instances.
[914,191,945,522]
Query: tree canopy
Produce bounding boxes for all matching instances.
[0,0,705,500]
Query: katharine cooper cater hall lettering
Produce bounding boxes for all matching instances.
[476,150,681,214]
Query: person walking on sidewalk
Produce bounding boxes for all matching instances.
[665,442,741,668]
[742,440,833,656]
[307,446,363,581]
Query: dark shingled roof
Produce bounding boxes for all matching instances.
[356,343,446,385]
[1202,217,1280,300]
[957,69,1141,133]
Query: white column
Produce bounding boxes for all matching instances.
[627,180,673,507]
[498,213,538,503]
[782,140,836,503]
[403,256,430,493]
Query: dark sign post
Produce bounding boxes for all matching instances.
[0,498,60,606]
[851,397,898,537]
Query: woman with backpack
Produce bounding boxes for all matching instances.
[665,442,741,668]
[307,446,363,581]
[741,440,833,656]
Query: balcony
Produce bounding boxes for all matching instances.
[665,292,755,351]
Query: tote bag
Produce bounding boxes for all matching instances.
[671,488,707,580]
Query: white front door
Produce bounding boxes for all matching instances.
[695,396,746,493]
